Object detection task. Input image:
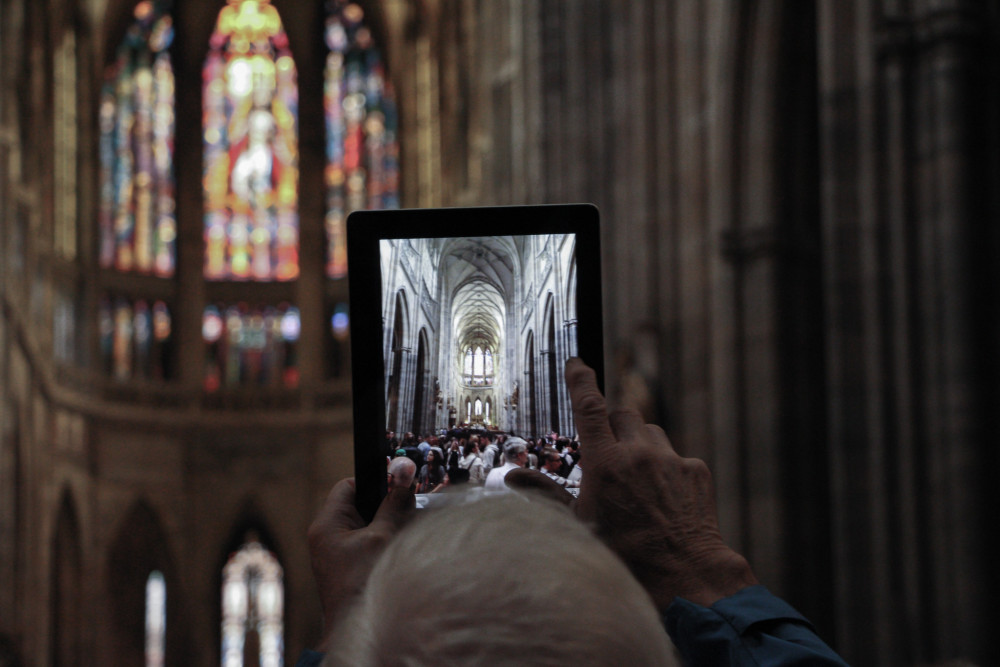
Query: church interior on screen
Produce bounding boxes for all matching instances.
[380,234,579,440]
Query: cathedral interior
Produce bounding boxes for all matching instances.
[380,233,579,440]
[1,0,998,665]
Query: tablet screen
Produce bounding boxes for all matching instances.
[348,205,603,520]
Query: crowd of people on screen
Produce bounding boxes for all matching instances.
[383,429,582,496]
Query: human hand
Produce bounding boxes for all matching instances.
[307,478,415,649]
[565,357,758,610]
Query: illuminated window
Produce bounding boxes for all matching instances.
[145,571,166,667]
[473,346,484,378]
[203,304,300,391]
[221,541,283,667]
[474,398,482,417]
[324,0,399,279]
[204,0,299,281]
[464,347,473,381]
[98,0,177,276]
[99,297,173,380]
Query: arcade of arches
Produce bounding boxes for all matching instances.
[2,1,999,665]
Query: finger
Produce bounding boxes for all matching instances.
[505,468,576,507]
[608,408,646,442]
[324,478,366,532]
[645,423,678,453]
[369,484,416,534]
[565,358,617,462]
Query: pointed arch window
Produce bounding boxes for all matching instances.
[324,0,399,279]
[145,571,166,667]
[221,541,283,667]
[472,346,484,378]
[204,0,299,281]
[464,346,473,379]
[98,0,176,276]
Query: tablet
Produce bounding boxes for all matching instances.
[347,204,604,521]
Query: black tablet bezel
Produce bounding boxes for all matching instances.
[346,204,605,522]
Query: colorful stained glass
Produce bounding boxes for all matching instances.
[203,303,300,391]
[330,303,350,341]
[204,0,299,281]
[99,0,177,277]
[221,541,283,667]
[324,0,400,279]
[99,297,173,380]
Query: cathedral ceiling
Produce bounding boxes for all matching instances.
[437,236,519,367]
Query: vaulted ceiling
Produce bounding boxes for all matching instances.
[437,236,520,369]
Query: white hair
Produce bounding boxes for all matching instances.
[324,492,679,666]
[387,456,417,489]
[502,436,528,459]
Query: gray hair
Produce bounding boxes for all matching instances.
[387,456,416,489]
[502,436,528,460]
[324,493,679,666]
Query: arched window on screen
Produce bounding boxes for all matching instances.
[203,0,299,281]
[221,540,283,667]
[324,0,399,279]
[472,346,484,383]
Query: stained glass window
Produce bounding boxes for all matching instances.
[221,541,283,667]
[99,297,172,380]
[464,347,473,379]
[204,0,299,281]
[473,346,486,380]
[324,0,399,279]
[99,0,176,277]
[203,303,300,391]
[145,571,166,667]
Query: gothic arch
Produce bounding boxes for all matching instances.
[51,488,82,666]
[216,499,285,666]
[542,292,559,434]
[386,289,410,431]
[411,328,430,435]
[107,499,183,665]
[524,330,537,438]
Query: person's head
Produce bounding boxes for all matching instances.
[503,437,529,468]
[387,457,416,490]
[543,450,562,473]
[463,441,479,457]
[324,493,678,666]
[425,450,436,463]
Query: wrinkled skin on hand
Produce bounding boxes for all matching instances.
[306,478,415,650]
[509,358,758,611]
